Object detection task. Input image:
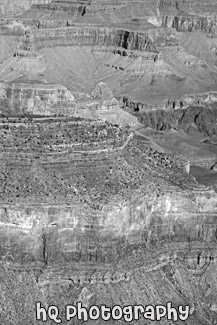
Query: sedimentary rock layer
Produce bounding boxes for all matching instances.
[20,27,157,52]
[0,82,76,115]
[0,1,217,324]
[0,116,202,266]
[0,116,216,324]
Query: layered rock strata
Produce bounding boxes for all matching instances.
[20,27,157,52]
[0,2,217,324]
[74,82,139,126]
[0,82,76,116]
[137,104,217,142]
[1,1,217,107]
[0,80,137,127]
[121,90,217,112]
[0,116,217,324]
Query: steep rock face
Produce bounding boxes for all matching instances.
[2,188,217,267]
[0,0,52,17]
[135,127,217,171]
[0,0,31,16]
[179,31,216,63]
[155,15,217,34]
[14,0,160,27]
[0,1,217,324]
[137,104,217,142]
[0,82,76,116]
[0,116,202,268]
[0,35,19,63]
[138,103,217,169]
[0,51,47,80]
[15,0,217,33]
[0,80,138,126]
[0,117,217,324]
[1,2,217,106]
[0,20,26,36]
[75,82,138,126]
[158,0,217,32]
[122,90,217,113]
[169,15,217,33]
[22,27,158,52]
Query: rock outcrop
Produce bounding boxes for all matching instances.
[74,82,138,126]
[21,27,157,52]
[0,115,217,324]
[0,0,31,16]
[0,1,217,324]
[137,103,217,143]
[0,81,76,116]
[0,80,138,126]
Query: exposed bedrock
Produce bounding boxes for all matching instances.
[0,34,21,63]
[1,189,217,268]
[0,21,157,53]
[75,82,139,127]
[157,0,217,33]
[22,27,158,52]
[0,264,47,325]
[0,82,76,116]
[0,116,213,266]
[0,0,52,16]
[13,0,217,35]
[3,0,217,35]
[0,116,216,324]
[11,0,160,28]
[0,81,137,126]
[161,15,217,33]
[137,104,217,141]
[0,117,217,325]
[15,0,217,25]
[0,0,31,16]
[2,257,217,325]
[135,104,217,168]
[0,1,217,323]
[0,116,211,268]
[122,90,217,112]
[30,0,90,21]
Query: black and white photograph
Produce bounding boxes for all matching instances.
[0,0,217,324]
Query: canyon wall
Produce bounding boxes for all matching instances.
[0,1,217,324]
[74,82,138,126]
[0,116,215,273]
[21,27,158,52]
[0,82,76,116]
[0,81,137,127]
[1,189,216,269]
[137,103,217,139]
[0,117,216,325]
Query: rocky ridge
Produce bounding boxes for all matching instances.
[1,116,217,325]
[0,1,217,324]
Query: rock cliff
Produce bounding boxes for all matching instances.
[0,116,217,325]
[21,27,157,52]
[0,1,217,324]
[74,82,138,126]
[0,81,76,116]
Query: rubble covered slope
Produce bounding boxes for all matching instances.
[0,1,217,325]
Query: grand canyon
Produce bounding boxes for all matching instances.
[0,0,217,324]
